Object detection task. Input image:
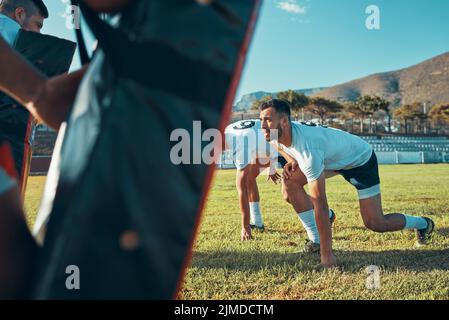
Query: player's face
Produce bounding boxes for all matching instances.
[22,14,44,33]
[260,107,282,141]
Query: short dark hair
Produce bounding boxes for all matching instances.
[259,98,291,120]
[0,0,48,18]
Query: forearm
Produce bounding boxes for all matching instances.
[279,149,295,164]
[314,203,332,255]
[238,186,250,228]
[236,169,252,228]
[0,38,46,106]
[270,141,296,164]
[32,66,88,130]
[0,38,85,130]
[309,175,334,260]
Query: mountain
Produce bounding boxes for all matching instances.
[312,52,449,108]
[234,87,326,111]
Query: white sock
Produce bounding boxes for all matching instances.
[249,202,263,227]
[297,209,334,244]
[403,215,428,230]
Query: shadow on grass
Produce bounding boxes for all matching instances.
[438,228,449,236]
[191,248,449,273]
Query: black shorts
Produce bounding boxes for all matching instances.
[336,151,381,199]
[278,156,288,167]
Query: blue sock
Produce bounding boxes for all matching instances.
[403,215,428,230]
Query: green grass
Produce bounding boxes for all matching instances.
[24,176,46,227]
[25,165,449,300]
[182,164,449,300]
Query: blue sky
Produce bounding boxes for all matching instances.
[41,1,449,101]
[41,1,94,69]
[236,0,449,100]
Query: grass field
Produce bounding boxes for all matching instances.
[25,165,449,300]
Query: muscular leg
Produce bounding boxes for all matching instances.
[282,170,339,212]
[246,163,269,228]
[282,170,337,245]
[359,194,406,232]
[247,164,262,203]
[282,168,313,213]
[281,169,322,243]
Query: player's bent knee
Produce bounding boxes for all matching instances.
[363,218,388,233]
[281,185,291,203]
[282,190,291,203]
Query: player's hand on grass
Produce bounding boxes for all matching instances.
[320,252,337,269]
[241,226,252,241]
[267,172,281,184]
[282,161,298,180]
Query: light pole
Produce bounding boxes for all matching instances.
[423,101,429,135]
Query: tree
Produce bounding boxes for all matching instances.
[393,102,425,134]
[429,103,449,132]
[429,103,449,123]
[374,96,392,133]
[414,105,428,134]
[306,97,343,124]
[354,95,385,133]
[342,102,363,133]
[277,90,309,120]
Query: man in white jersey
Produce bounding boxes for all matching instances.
[259,99,435,268]
[225,120,281,240]
[225,119,336,247]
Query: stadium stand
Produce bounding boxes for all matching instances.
[29,124,56,175]
[32,125,57,156]
[29,124,449,173]
[219,134,449,168]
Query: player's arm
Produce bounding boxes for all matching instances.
[279,150,298,180]
[270,141,295,163]
[0,185,39,299]
[0,37,88,130]
[0,37,46,111]
[269,141,298,180]
[308,173,336,268]
[236,168,252,241]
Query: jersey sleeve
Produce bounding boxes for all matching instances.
[297,149,325,182]
[0,18,20,46]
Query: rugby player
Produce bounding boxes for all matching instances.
[225,119,336,249]
[259,99,435,268]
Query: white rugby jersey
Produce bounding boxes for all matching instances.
[225,120,278,170]
[278,122,373,182]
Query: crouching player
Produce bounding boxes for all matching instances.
[224,119,335,251]
[224,120,280,240]
[259,99,435,267]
